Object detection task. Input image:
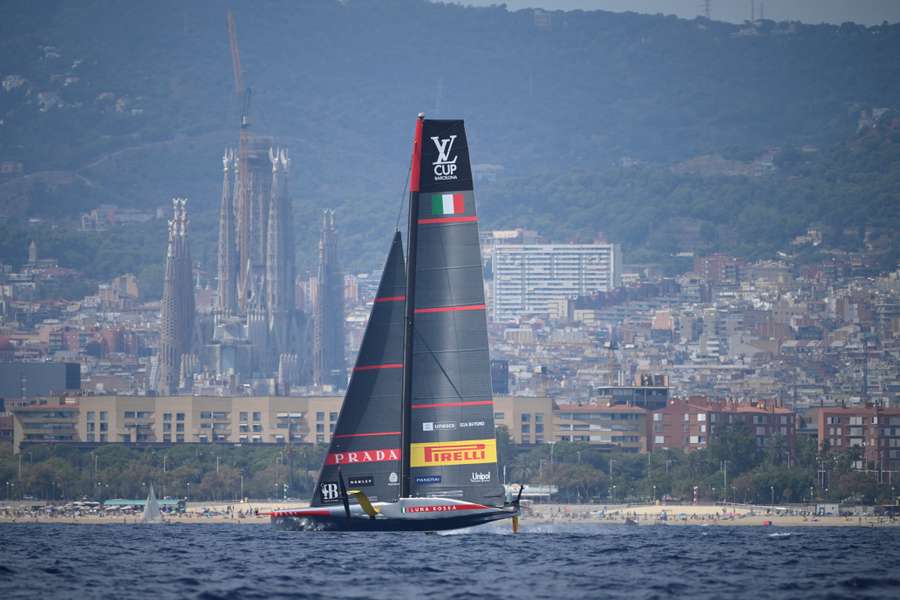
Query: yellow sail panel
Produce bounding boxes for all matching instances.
[410,439,497,467]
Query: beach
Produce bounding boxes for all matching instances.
[1,500,897,527]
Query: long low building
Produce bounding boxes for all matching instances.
[12,395,344,452]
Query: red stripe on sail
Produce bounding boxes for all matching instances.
[374,295,406,303]
[414,304,486,314]
[410,116,424,193]
[333,431,401,439]
[411,400,494,409]
[353,363,403,372]
[417,216,478,225]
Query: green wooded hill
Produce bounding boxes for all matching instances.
[1,0,898,283]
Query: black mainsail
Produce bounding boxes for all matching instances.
[311,232,406,506]
[401,117,505,506]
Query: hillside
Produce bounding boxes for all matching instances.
[1,0,899,282]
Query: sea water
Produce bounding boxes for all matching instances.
[0,522,898,599]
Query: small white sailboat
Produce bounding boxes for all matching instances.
[141,484,164,524]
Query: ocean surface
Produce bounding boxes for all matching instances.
[1,522,898,599]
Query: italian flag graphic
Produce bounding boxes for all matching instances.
[431,193,464,216]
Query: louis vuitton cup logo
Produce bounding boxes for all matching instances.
[431,135,458,181]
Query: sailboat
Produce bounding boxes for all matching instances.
[269,115,521,531]
[141,484,164,524]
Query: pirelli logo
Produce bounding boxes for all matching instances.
[410,439,497,467]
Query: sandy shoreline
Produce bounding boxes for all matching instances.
[1,502,897,527]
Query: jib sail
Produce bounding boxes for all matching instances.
[311,232,406,506]
[401,117,505,506]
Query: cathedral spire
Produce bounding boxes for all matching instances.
[158,198,195,395]
[216,149,239,315]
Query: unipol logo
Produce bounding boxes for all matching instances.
[431,135,458,181]
[320,482,339,501]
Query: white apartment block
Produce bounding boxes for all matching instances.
[492,243,621,321]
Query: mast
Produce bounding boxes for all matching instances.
[400,113,425,498]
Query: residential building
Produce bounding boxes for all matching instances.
[12,395,343,452]
[817,406,900,472]
[492,243,621,321]
[493,395,555,445]
[554,404,648,452]
[650,398,796,454]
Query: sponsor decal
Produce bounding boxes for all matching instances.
[388,472,399,486]
[430,135,458,180]
[348,475,374,488]
[459,420,486,428]
[320,481,340,503]
[403,504,486,513]
[470,471,491,484]
[325,448,401,465]
[422,421,456,432]
[415,475,442,485]
[410,438,497,467]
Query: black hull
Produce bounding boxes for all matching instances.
[272,508,516,532]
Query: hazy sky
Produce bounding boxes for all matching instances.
[459,0,900,25]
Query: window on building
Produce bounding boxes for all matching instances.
[87,422,95,433]
[521,414,531,423]
[176,434,184,443]
[163,413,172,422]
[654,435,665,444]
[494,412,505,420]
[200,411,212,419]
[99,433,108,442]
[535,414,544,423]
[100,411,108,422]
[163,423,171,432]
[700,425,706,433]
[329,412,338,422]
[124,411,136,419]
[87,411,95,422]
[521,424,531,434]
[163,434,171,443]
[316,424,324,433]
[756,426,766,436]
[697,413,706,422]
[316,434,325,443]
[329,424,335,433]
[176,413,185,421]
[253,412,262,422]
[240,412,248,422]
[213,412,228,420]
[86,433,95,442]
[100,423,108,432]
[684,413,689,422]
[535,424,544,434]
[240,424,249,433]
[849,416,863,426]
[252,424,262,432]
[653,413,662,422]
[176,423,184,432]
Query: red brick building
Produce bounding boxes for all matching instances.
[650,398,796,454]
[817,406,900,472]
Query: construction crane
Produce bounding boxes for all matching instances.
[227,10,243,95]
[227,10,252,130]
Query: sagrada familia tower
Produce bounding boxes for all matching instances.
[157,198,196,395]
[207,138,309,394]
[156,139,346,395]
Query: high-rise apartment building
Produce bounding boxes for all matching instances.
[492,243,621,321]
